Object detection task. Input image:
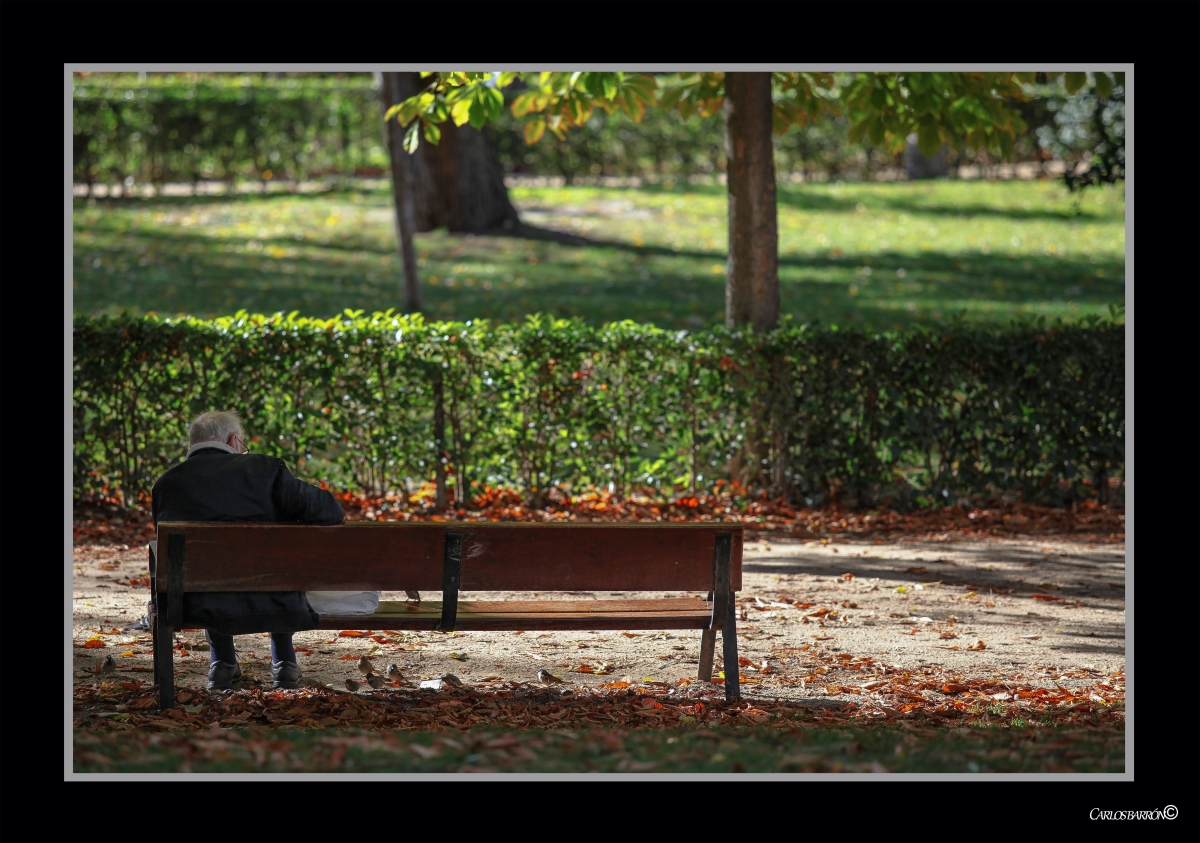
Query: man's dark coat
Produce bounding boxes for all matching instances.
[152,448,345,635]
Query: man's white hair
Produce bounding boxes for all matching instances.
[189,410,244,446]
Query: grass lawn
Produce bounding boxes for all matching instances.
[74,722,1124,774]
[72,179,1125,332]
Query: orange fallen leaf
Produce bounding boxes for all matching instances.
[841,573,854,580]
[83,638,105,649]
[805,607,831,618]
[338,654,358,660]
[599,681,631,689]
[338,630,371,637]
[941,684,968,694]
[1031,594,1066,602]
[967,640,987,651]
[906,567,928,574]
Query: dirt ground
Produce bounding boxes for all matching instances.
[72,533,1124,701]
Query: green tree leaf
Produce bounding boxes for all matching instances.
[402,121,420,154]
[524,117,546,145]
[450,97,473,127]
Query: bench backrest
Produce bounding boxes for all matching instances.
[155,522,743,592]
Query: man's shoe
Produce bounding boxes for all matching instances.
[207,661,243,691]
[272,660,302,689]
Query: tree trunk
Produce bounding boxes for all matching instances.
[390,72,519,233]
[379,73,423,313]
[723,72,780,332]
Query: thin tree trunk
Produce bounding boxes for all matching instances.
[723,72,779,332]
[379,73,423,314]
[431,367,448,511]
[390,72,519,233]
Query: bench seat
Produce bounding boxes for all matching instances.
[318,597,713,631]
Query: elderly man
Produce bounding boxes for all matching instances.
[152,410,353,691]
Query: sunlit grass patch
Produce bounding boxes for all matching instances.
[73,180,1124,331]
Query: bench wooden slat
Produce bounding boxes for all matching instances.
[316,610,713,632]
[159,522,743,592]
[365,598,710,616]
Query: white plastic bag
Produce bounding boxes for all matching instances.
[305,590,380,616]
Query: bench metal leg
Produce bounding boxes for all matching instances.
[153,591,175,710]
[698,629,717,681]
[155,532,186,710]
[722,591,740,701]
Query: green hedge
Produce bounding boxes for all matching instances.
[73,312,1124,509]
[72,77,389,189]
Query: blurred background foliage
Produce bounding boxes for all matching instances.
[73,71,1124,189]
[71,72,1125,508]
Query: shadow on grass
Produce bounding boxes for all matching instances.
[773,182,1118,222]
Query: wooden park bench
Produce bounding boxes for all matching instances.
[148,522,744,710]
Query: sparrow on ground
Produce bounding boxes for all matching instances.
[405,590,421,602]
[99,655,117,675]
[367,672,385,690]
[387,664,403,683]
[358,656,375,675]
[345,678,360,692]
[537,669,562,685]
[439,673,464,688]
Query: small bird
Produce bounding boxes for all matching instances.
[439,673,464,688]
[345,678,360,692]
[386,664,403,684]
[367,672,385,690]
[405,590,421,603]
[537,669,562,685]
[98,655,117,675]
[358,656,375,676]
